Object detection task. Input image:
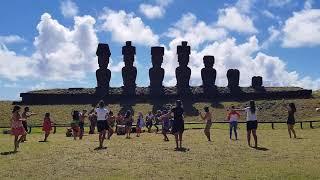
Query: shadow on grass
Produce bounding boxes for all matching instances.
[94,147,107,151]
[174,147,190,152]
[38,140,48,143]
[1,151,17,155]
[294,137,306,140]
[253,146,269,151]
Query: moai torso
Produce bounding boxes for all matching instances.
[121,41,137,89]
[149,46,165,88]
[176,41,191,89]
[252,76,263,88]
[227,69,240,88]
[201,55,216,88]
[96,43,111,89]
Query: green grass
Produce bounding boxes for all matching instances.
[1,128,320,179]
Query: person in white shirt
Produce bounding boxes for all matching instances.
[95,100,109,149]
[236,100,258,148]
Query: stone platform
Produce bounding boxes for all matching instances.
[16,86,312,105]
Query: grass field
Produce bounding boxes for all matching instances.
[1,96,320,126]
[1,127,320,180]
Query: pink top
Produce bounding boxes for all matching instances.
[11,112,23,129]
[227,111,240,122]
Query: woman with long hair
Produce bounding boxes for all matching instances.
[283,100,297,138]
[95,100,109,149]
[169,100,185,150]
[200,106,212,141]
[124,110,133,139]
[11,105,27,152]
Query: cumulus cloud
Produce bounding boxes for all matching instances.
[261,10,280,20]
[60,0,79,18]
[217,7,258,34]
[99,9,159,46]
[139,0,172,19]
[268,0,291,7]
[261,26,281,49]
[282,9,320,48]
[0,35,25,44]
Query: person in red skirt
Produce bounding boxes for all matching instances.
[11,105,27,152]
[42,113,53,142]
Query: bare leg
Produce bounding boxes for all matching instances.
[247,130,251,147]
[14,135,19,152]
[252,129,258,148]
[287,125,292,138]
[291,125,297,138]
[174,133,179,149]
[44,133,49,142]
[179,132,183,149]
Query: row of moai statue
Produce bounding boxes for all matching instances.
[95,41,263,95]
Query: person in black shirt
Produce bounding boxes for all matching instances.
[283,100,297,138]
[169,100,185,150]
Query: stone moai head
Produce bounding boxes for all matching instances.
[122,41,136,67]
[151,46,164,68]
[177,41,190,67]
[227,69,240,87]
[203,55,215,68]
[96,43,111,68]
[252,76,263,88]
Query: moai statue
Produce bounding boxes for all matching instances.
[95,43,111,94]
[122,41,137,94]
[201,55,217,88]
[251,76,263,88]
[227,69,240,89]
[149,46,165,92]
[176,41,191,92]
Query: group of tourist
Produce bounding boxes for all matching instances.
[9,99,299,152]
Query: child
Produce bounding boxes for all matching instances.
[42,113,53,142]
[88,105,97,134]
[136,112,144,137]
[154,110,161,132]
[11,105,27,152]
[79,110,87,140]
[200,107,213,141]
[283,100,297,138]
[21,107,37,142]
[107,111,115,139]
[145,111,154,133]
[71,110,80,140]
[226,106,240,140]
[115,112,124,135]
[161,110,170,141]
[124,110,133,139]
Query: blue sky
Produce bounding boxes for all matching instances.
[0,0,320,100]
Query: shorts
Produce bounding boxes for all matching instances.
[246,120,258,131]
[171,119,184,134]
[22,121,28,132]
[97,121,109,133]
[229,121,238,129]
[79,122,84,130]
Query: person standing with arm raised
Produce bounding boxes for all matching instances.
[282,99,297,138]
[199,107,212,141]
[95,100,109,149]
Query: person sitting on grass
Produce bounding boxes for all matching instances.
[124,110,133,139]
[107,111,115,139]
[145,111,154,133]
[136,112,144,137]
[79,110,87,140]
[95,100,109,149]
[11,105,27,152]
[42,113,53,142]
[199,106,213,142]
[226,106,240,140]
[160,110,170,141]
[21,107,37,142]
[282,100,297,138]
[71,110,80,140]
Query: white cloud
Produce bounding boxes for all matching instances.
[139,0,172,19]
[60,0,79,18]
[261,26,281,49]
[99,9,159,46]
[166,13,227,48]
[304,0,314,10]
[0,35,25,44]
[268,0,291,7]
[282,9,320,48]
[262,10,280,20]
[217,7,258,34]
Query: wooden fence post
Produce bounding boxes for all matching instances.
[300,122,303,129]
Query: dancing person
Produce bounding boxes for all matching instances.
[199,107,213,141]
[11,105,27,152]
[88,105,97,134]
[283,100,297,138]
[160,110,170,141]
[167,100,185,150]
[79,110,87,140]
[154,110,161,133]
[21,107,36,142]
[107,111,115,139]
[145,111,154,133]
[136,112,144,137]
[42,113,53,142]
[236,101,258,148]
[115,112,124,135]
[71,110,80,140]
[226,106,240,140]
[124,110,133,139]
[95,100,109,149]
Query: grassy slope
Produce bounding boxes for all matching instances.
[1,96,320,126]
[1,128,320,179]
